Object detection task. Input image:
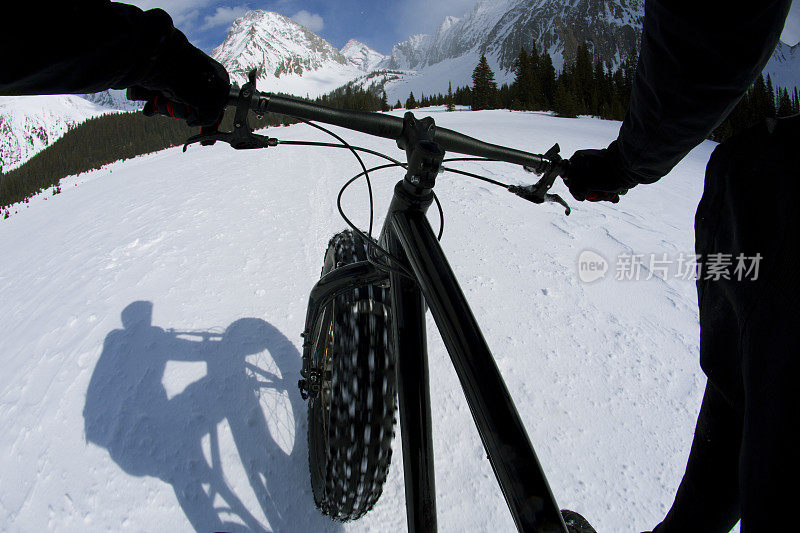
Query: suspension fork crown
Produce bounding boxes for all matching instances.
[396,112,445,191]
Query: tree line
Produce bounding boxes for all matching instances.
[464,43,636,119]
[0,89,382,211]
[0,81,451,212]
[405,42,797,141]
[465,43,798,140]
[4,46,798,214]
[711,73,799,141]
[0,112,198,210]
[395,43,635,118]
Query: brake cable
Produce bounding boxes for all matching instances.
[276,124,417,280]
[244,117,567,275]
[292,118,376,237]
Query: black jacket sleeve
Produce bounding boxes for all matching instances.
[2,2,187,95]
[617,0,792,184]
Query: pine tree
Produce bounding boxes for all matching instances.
[765,75,776,117]
[511,48,533,110]
[553,79,579,118]
[539,52,556,111]
[751,74,771,121]
[498,83,512,109]
[395,99,402,109]
[528,43,542,109]
[593,61,608,116]
[471,55,498,111]
[446,81,455,111]
[406,91,417,109]
[573,42,594,115]
[381,90,389,111]
[454,85,472,107]
[777,87,794,117]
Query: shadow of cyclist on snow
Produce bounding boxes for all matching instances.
[83,301,342,532]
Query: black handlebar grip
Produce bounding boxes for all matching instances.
[126,86,194,121]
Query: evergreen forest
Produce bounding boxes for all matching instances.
[3,42,797,213]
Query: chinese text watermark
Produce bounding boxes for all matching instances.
[577,250,762,283]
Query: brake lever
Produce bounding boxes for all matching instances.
[183,130,277,151]
[183,69,278,151]
[508,185,571,216]
[509,143,571,215]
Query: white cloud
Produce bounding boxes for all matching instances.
[781,2,800,46]
[291,10,324,33]
[125,0,214,16]
[124,0,214,30]
[201,5,249,31]
[173,9,201,28]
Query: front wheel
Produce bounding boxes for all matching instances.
[306,231,397,521]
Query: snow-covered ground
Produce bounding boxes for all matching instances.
[0,95,122,173]
[0,109,725,532]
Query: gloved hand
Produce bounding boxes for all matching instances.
[132,28,230,127]
[565,140,640,203]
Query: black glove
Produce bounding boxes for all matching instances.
[135,28,230,127]
[565,140,640,203]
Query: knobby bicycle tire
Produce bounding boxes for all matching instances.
[307,230,397,521]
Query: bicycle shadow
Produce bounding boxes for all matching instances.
[83,301,342,532]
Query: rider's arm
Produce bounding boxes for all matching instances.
[617,0,791,184]
[566,0,792,201]
[1,1,229,126]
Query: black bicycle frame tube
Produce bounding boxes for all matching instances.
[381,203,438,533]
[384,181,568,533]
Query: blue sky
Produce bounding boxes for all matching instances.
[125,0,480,54]
[126,1,800,54]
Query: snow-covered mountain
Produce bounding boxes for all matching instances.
[380,0,798,104]
[341,39,387,72]
[381,0,645,101]
[0,95,121,174]
[764,40,800,92]
[211,10,364,97]
[387,1,643,73]
[200,2,646,105]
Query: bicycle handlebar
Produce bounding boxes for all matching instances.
[243,91,553,172]
[129,77,571,212]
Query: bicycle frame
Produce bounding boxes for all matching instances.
[137,77,575,532]
[301,175,569,533]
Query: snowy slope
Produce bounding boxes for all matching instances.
[211,11,365,98]
[0,95,122,173]
[1,110,723,532]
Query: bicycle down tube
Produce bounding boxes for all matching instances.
[379,179,568,533]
